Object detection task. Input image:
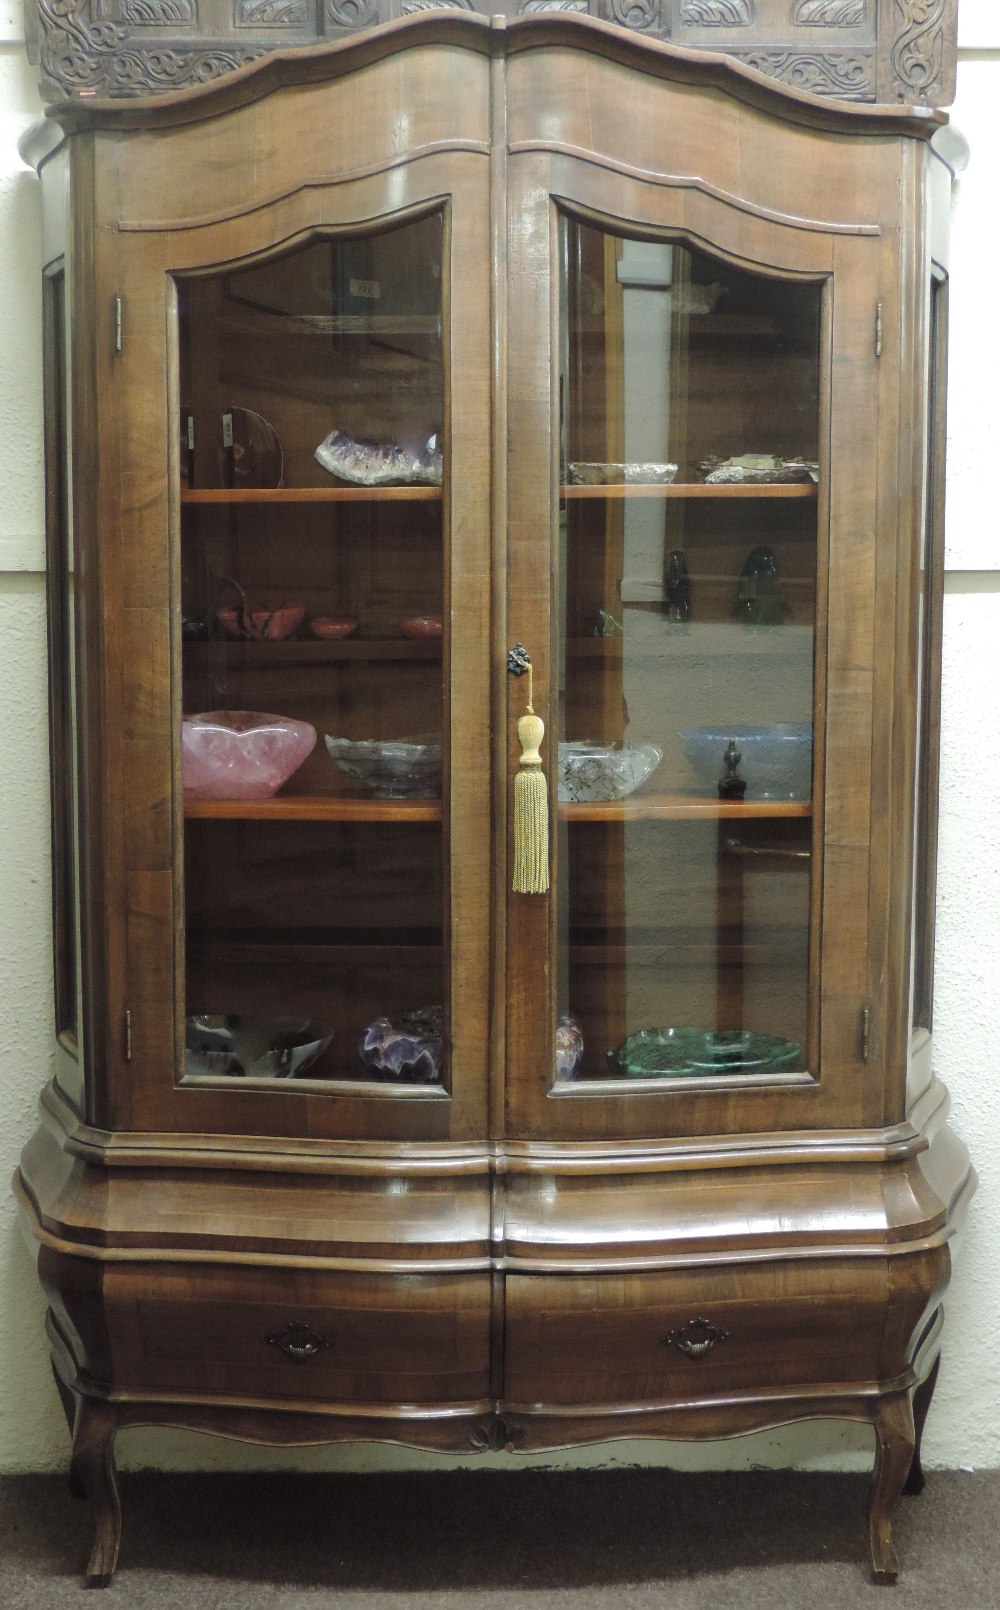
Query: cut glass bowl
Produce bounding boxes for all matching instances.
[558,741,662,803]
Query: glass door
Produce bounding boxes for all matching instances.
[102,157,493,1140]
[176,216,452,1097]
[554,220,820,1092]
[502,169,884,1140]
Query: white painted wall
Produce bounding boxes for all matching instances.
[0,41,997,1476]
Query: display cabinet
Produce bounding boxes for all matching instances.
[14,13,974,1588]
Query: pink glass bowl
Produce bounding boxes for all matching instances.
[216,606,305,641]
[182,711,316,802]
[308,616,358,640]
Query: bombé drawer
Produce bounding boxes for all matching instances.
[504,1262,888,1407]
[105,1264,491,1406]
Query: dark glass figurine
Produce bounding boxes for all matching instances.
[665,549,692,623]
[718,739,748,801]
[735,543,784,627]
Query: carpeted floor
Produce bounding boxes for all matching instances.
[1,1469,998,1607]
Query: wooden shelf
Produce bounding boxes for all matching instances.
[561,482,817,501]
[186,794,806,823]
[184,638,441,663]
[182,487,441,505]
[569,942,800,966]
[568,624,814,658]
[185,795,442,822]
[560,795,811,821]
[575,313,783,338]
[219,310,440,338]
[187,928,442,955]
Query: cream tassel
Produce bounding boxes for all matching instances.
[511,657,549,895]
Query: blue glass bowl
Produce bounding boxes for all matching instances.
[679,722,812,801]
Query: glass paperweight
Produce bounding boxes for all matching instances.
[609,1027,800,1079]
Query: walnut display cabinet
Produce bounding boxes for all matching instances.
[14,12,974,1588]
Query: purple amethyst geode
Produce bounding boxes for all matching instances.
[315,429,442,487]
[360,1005,443,1083]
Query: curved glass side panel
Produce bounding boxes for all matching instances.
[555,217,821,1091]
[176,215,448,1091]
[44,263,86,1104]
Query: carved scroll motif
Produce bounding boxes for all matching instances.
[737,48,874,98]
[121,0,197,24]
[680,0,754,24]
[326,0,377,24]
[234,0,307,25]
[793,0,865,22]
[400,0,472,10]
[891,0,945,102]
[520,0,589,12]
[110,45,266,92]
[38,0,127,93]
[612,0,660,33]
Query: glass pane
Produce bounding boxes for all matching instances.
[910,276,946,1034]
[44,265,85,1070]
[177,215,447,1089]
[555,219,820,1088]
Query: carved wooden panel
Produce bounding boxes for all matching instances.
[23,0,956,109]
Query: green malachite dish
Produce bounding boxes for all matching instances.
[610,1027,800,1079]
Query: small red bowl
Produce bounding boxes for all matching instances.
[216,606,304,642]
[309,616,358,640]
[399,615,443,640]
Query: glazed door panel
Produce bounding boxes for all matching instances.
[105,147,492,1141]
[503,140,888,1141]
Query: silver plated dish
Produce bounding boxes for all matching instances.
[699,454,818,485]
[567,461,678,486]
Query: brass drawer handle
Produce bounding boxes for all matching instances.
[266,1321,333,1364]
[664,1316,730,1360]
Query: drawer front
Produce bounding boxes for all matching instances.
[106,1265,491,1406]
[504,1262,888,1407]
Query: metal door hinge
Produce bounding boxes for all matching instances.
[124,1009,132,1062]
[874,301,883,359]
[113,295,123,355]
[861,1006,871,1062]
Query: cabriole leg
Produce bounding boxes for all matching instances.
[903,1354,940,1497]
[868,1391,916,1584]
[71,1397,122,1588]
[50,1363,86,1498]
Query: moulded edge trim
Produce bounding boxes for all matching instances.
[510,141,882,236]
